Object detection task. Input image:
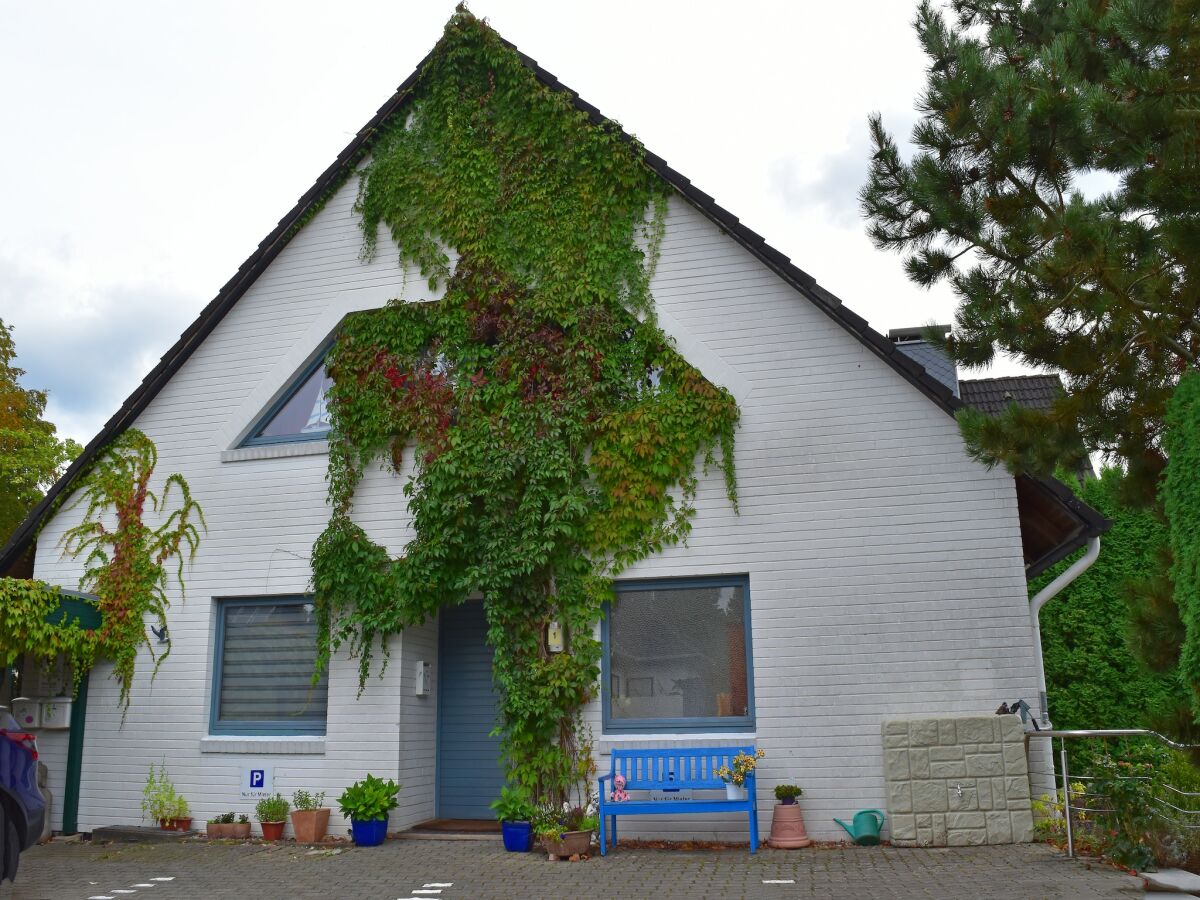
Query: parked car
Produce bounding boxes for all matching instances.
[1,713,46,883]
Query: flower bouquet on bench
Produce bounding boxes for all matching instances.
[714,749,764,801]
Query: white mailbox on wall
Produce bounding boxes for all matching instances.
[40,697,72,729]
[11,697,39,729]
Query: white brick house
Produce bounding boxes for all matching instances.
[0,23,1105,844]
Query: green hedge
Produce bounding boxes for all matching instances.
[1165,371,1200,719]
[1035,468,1188,730]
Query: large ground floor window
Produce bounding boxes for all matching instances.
[209,596,328,735]
[602,575,754,733]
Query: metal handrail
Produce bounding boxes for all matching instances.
[1033,728,1200,750]
[1027,727,1200,857]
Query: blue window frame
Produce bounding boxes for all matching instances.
[240,350,333,447]
[209,596,328,736]
[602,574,754,734]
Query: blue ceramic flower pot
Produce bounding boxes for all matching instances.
[501,820,533,852]
[350,818,388,847]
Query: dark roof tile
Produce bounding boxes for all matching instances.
[960,375,1064,416]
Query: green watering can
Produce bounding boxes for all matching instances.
[834,809,885,845]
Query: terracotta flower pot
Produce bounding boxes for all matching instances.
[260,821,286,841]
[767,803,812,849]
[231,822,251,839]
[206,822,227,839]
[543,830,592,860]
[290,808,330,844]
[159,818,176,831]
[174,817,192,832]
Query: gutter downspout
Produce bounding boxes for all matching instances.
[1029,537,1101,728]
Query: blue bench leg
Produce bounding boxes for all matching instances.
[611,815,617,850]
[599,811,607,856]
[749,807,759,854]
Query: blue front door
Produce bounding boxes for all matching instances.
[437,600,505,818]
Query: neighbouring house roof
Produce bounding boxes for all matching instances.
[959,375,1064,417]
[0,21,1108,580]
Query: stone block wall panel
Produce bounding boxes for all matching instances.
[881,714,1032,847]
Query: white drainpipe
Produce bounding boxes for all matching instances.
[1029,537,1101,727]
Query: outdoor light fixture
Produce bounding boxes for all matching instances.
[546,620,565,653]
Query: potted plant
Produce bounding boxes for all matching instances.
[713,749,764,801]
[290,789,330,844]
[168,795,192,832]
[535,719,598,860]
[491,785,535,853]
[141,762,190,830]
[232,813,252,840]
[768,783,811,849]
[534,801,598,860]
[775,784,802,805]
[337,774,399,847]
[255,794,289,841]
[206,811,236,839]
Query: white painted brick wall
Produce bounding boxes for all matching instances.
[32,179,1038,845]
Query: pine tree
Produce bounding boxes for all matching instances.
[861,0,1200,723]
[862,0,1200,495]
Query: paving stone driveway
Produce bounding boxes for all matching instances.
[1,838,1142,900]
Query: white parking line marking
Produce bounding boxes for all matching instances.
[412,892,441,896]
[133,886,155,889]
[423,885,453,889]
[87,895,115,899]
[150,877,174,882]
[763,879,796,884]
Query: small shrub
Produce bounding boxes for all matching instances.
[774,784,803,802]
[255,794,290,823]
[491,785,536,823]
[337,775,400,822]
[292,789,327,811]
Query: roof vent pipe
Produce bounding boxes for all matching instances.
[1029,537,1101,728]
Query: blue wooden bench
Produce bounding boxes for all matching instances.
[596,746,759,855]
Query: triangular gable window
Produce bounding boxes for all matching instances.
[242,352,333,446]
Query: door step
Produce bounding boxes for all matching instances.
[400,819,501,841]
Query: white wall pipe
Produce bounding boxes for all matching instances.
[1029,537,1101,727]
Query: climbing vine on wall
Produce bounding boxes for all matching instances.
[311,7,740,801]
[0,429,204,708]
[0,578,98,688]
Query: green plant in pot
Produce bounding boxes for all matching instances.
[768,783,811,850]
[338,774,399,847]
[774,784,803,806]
[141,762,191,831]
[255,794,289,841]
[290,789,330,844]
[492,785,536,853]
[206,811,237,839]
[234,813,251,839]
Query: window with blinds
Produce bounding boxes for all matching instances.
[210,597,328,735]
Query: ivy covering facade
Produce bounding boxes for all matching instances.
[311,9,739,801]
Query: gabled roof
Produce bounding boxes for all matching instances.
[0,19,1107,576]
[960,375,1064,417]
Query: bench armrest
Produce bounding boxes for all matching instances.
[597,774,613,786]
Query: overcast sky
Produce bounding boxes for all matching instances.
[0,1,1031,446]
